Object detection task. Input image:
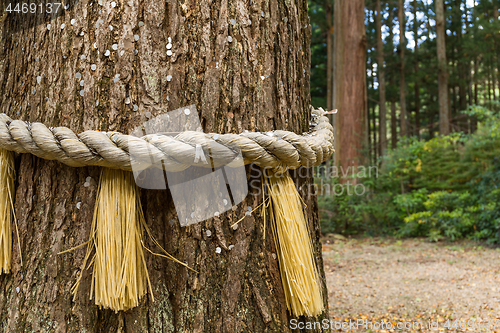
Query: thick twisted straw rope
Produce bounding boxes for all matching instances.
[0,107,333,171]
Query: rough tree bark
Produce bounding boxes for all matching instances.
[0,0,329,331]
[376,0,387,156]
[436,0,450,135]
[333,0,367,168]
[398,0,407,138]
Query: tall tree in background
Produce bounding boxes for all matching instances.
[326,2,334,110]
[309,0,333,108]
[0,0,329,331]
[494,1,499,99]
[310,0,499,153]
[376,0,388,155]
[413,0,420,138]
[398,0,407,137]
[367,1,377,163]
[388,3,398,149]
[455,0,467,113]
[334,0,367,167]
[436,0,450,134]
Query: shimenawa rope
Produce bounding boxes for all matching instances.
[0,107,333,170]
[0,106,334,315]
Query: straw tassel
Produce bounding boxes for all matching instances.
[265,169,324,317]
[0,149,15,274]
[72,168,152,312]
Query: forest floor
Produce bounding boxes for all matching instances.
[322,236,500,332]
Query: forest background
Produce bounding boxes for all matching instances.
[312,0,500,243]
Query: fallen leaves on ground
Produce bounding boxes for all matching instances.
[323,237,500,332]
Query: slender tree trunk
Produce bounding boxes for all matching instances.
[436,0,450,135]
[491,60,497,100]
[472,0,479,107]
[452,86,457,116]
[449,86,454,129]
[376,0,387,155]
[368,58,376,164]
[495,3,500,100]
[488,64,493,101]
[474,59,479,105]
[368,99,372,163]
[0,0,328,331]
[456,0,467,112]
[467,64,473,108]
[368,4,376,164]
[367,58,372,164]
[326,2,334,110]
[471,59,478,132]
[371,100,378,163]
[464,1,474,111]
[334,0,367,168]
[458,62,467,112]
[398,0,407,137]
[391,102,397,149]
[413,0,420,139]
[389,5,398,149]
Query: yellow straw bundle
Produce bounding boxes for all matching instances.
[0,149,15,274]
[266,169,324,317]
[72,168,152,312]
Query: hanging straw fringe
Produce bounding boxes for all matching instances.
[0,149,15,274]
[266,169,324,317]
[72,168,152,312]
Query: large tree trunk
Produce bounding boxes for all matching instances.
[398,0,407,138]
[0,0,329,332]
[376,0,387,156]
[333,0,367,168]
[436,0,450,135]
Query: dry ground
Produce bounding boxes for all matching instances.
[322,236,500,332]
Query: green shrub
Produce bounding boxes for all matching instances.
[318,104,500,242]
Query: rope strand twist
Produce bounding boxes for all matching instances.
[0,106,334,171]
